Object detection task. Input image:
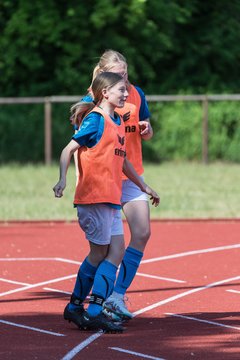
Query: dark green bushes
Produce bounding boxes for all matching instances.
[1,100,240,163]
[0,103,72,163]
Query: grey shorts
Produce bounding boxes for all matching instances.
[76,204,123,245]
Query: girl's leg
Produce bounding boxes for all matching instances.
[87,234,125,316]
[83,235,125,332]
[122,199,151,252]
[115,200,150,293]
[104,200,150,319]
[106,234,125,266]
[64,242,124,333]
[69,242,108,308]
[64,204,109,323]
[65,205,124,332]
[64,242,108,325]
[86,209,125,317]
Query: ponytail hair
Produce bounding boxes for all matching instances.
[70,101,95,127]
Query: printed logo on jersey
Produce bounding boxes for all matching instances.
[115,134,126,157]
[125,125,136,133]
[122,111,131,122]
[117,134,125,146]
[115,148,126,157]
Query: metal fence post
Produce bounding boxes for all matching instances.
[44,97,52,165]
[202,97,208,164]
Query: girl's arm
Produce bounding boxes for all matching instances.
[136,86,153,140]
[73,150,79,185]
[53,140,80,198]
[122,157,160,206]
[73,129,80,185]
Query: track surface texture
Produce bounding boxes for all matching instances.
[0,220,240,360]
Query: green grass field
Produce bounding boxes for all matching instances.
[0,162,239,221]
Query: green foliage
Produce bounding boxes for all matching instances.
[1,0,240,163]
[142,100,240,163]
[143,101,202,161]
[1,0,240,95]
[1,100,240,163]
[0,104,44,162]
[51,103,75,159]
[0,103,73,163]
[208,102,240,161]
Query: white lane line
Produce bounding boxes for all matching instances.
[0,257,81,265]
[43,288,91,302]
[55,258,82,265]
[226,289,240,294]
[0,274,76,298]
[1,244,239,266]
[0,319,65,337]
[61,332,103,360]
[43,288,90,300]
[166,313,240,331]
[43,287,71,295]
[136,272,185,283]
[141,243,240,264]
[60,275,240,359]
[133,275,240,317]
[110,347,166,360]
[0,278,30,286]
[0,257,60,261]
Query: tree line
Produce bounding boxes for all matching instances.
[1,0,240,97]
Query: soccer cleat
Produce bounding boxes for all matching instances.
[102,307,122,322]
[81,311,124,333]
[103,295,133,320]
[63,303,85,329]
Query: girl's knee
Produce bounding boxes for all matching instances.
[134,227,151,242]
[107,240,125,266]
[129,227,151,251]
[88,247,108,266]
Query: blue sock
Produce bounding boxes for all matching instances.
[87,260,118,316]
[69,257,97,311]
[114,246,143,295]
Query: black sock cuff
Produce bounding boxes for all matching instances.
[70,294,83,306]
[89,294,105,306]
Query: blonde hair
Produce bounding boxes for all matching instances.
[71,72,123,127]
[90,50,128,89]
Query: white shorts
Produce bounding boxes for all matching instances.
[76,204,123,245]
[121,176,148,203]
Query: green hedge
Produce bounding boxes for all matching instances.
[143,101,240,162]
[0,101,240,163]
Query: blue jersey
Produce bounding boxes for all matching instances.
[73,111,121,148]
[134,86,150,121]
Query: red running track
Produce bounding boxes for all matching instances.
[0,220,240,360]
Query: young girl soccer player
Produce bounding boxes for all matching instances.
[53,72,160,333]
[78,50,155,321]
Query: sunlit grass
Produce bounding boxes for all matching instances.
[143,162,240,219]
[0,162,239,220]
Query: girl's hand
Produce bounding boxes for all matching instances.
[53,180,66,198]
[139,121,151,136]
[144,186,160,207]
